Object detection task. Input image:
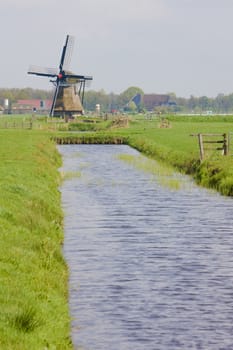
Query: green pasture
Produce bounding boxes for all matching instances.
[0,130,72,349]
[124,114,233,155]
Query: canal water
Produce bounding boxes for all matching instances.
[58,144,233,350]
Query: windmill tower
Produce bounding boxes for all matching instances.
[28,35,92,117]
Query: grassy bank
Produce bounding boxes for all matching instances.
[124,116,233,195]
[0,130,72,349]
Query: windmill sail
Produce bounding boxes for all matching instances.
[28,65,57,77]
[61,35,75,71]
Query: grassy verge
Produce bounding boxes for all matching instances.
[0,130,72,349]
[119,116,233,195]
[125,116,233,195]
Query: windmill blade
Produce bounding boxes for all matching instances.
[63,35,75,70]
[50,82,60,117]
[83,75,93,81]
[59,35,75,72]
[28,65,57,77]
[65,73,93,81]
[63,72,93,86]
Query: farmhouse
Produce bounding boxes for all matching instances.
[11,99,52,114]
[132,93,172,111]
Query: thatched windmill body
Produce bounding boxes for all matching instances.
[28,35,92,117]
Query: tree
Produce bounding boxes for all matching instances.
[118,86,144,109]
[199,96,210,111]
[84,89,111,112]
[126,101,137,113]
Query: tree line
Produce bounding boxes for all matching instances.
[1,87,233,114]
[173,93,233,114]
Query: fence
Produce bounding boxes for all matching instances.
[0,121,33,129]
[191,133,229,161]
[0,121,69,131]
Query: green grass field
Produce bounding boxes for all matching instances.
[0,129,72,349]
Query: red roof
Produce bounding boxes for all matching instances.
[16,99,52,109]
[143,94,170,109]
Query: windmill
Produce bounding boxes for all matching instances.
[28,35,92,117]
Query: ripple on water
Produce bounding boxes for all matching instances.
[58,144,233,350]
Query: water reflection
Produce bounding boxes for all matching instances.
[58,144,233,350]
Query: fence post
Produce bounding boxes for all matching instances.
[228,132,231,155]
[198,133,204,161]
[223,133,228,155]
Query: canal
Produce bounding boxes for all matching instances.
[58,144,233,350]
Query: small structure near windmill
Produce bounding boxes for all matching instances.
[28,35,93,118]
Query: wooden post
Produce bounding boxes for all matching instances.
[198,133,204,161]
[223,133,228,155]
[228,132,231,155]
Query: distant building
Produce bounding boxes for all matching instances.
[11,99,52,114]
[132,94,172,111]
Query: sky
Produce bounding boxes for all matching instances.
[1,0,233,97]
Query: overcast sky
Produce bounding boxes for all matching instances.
[1,0,233,97]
